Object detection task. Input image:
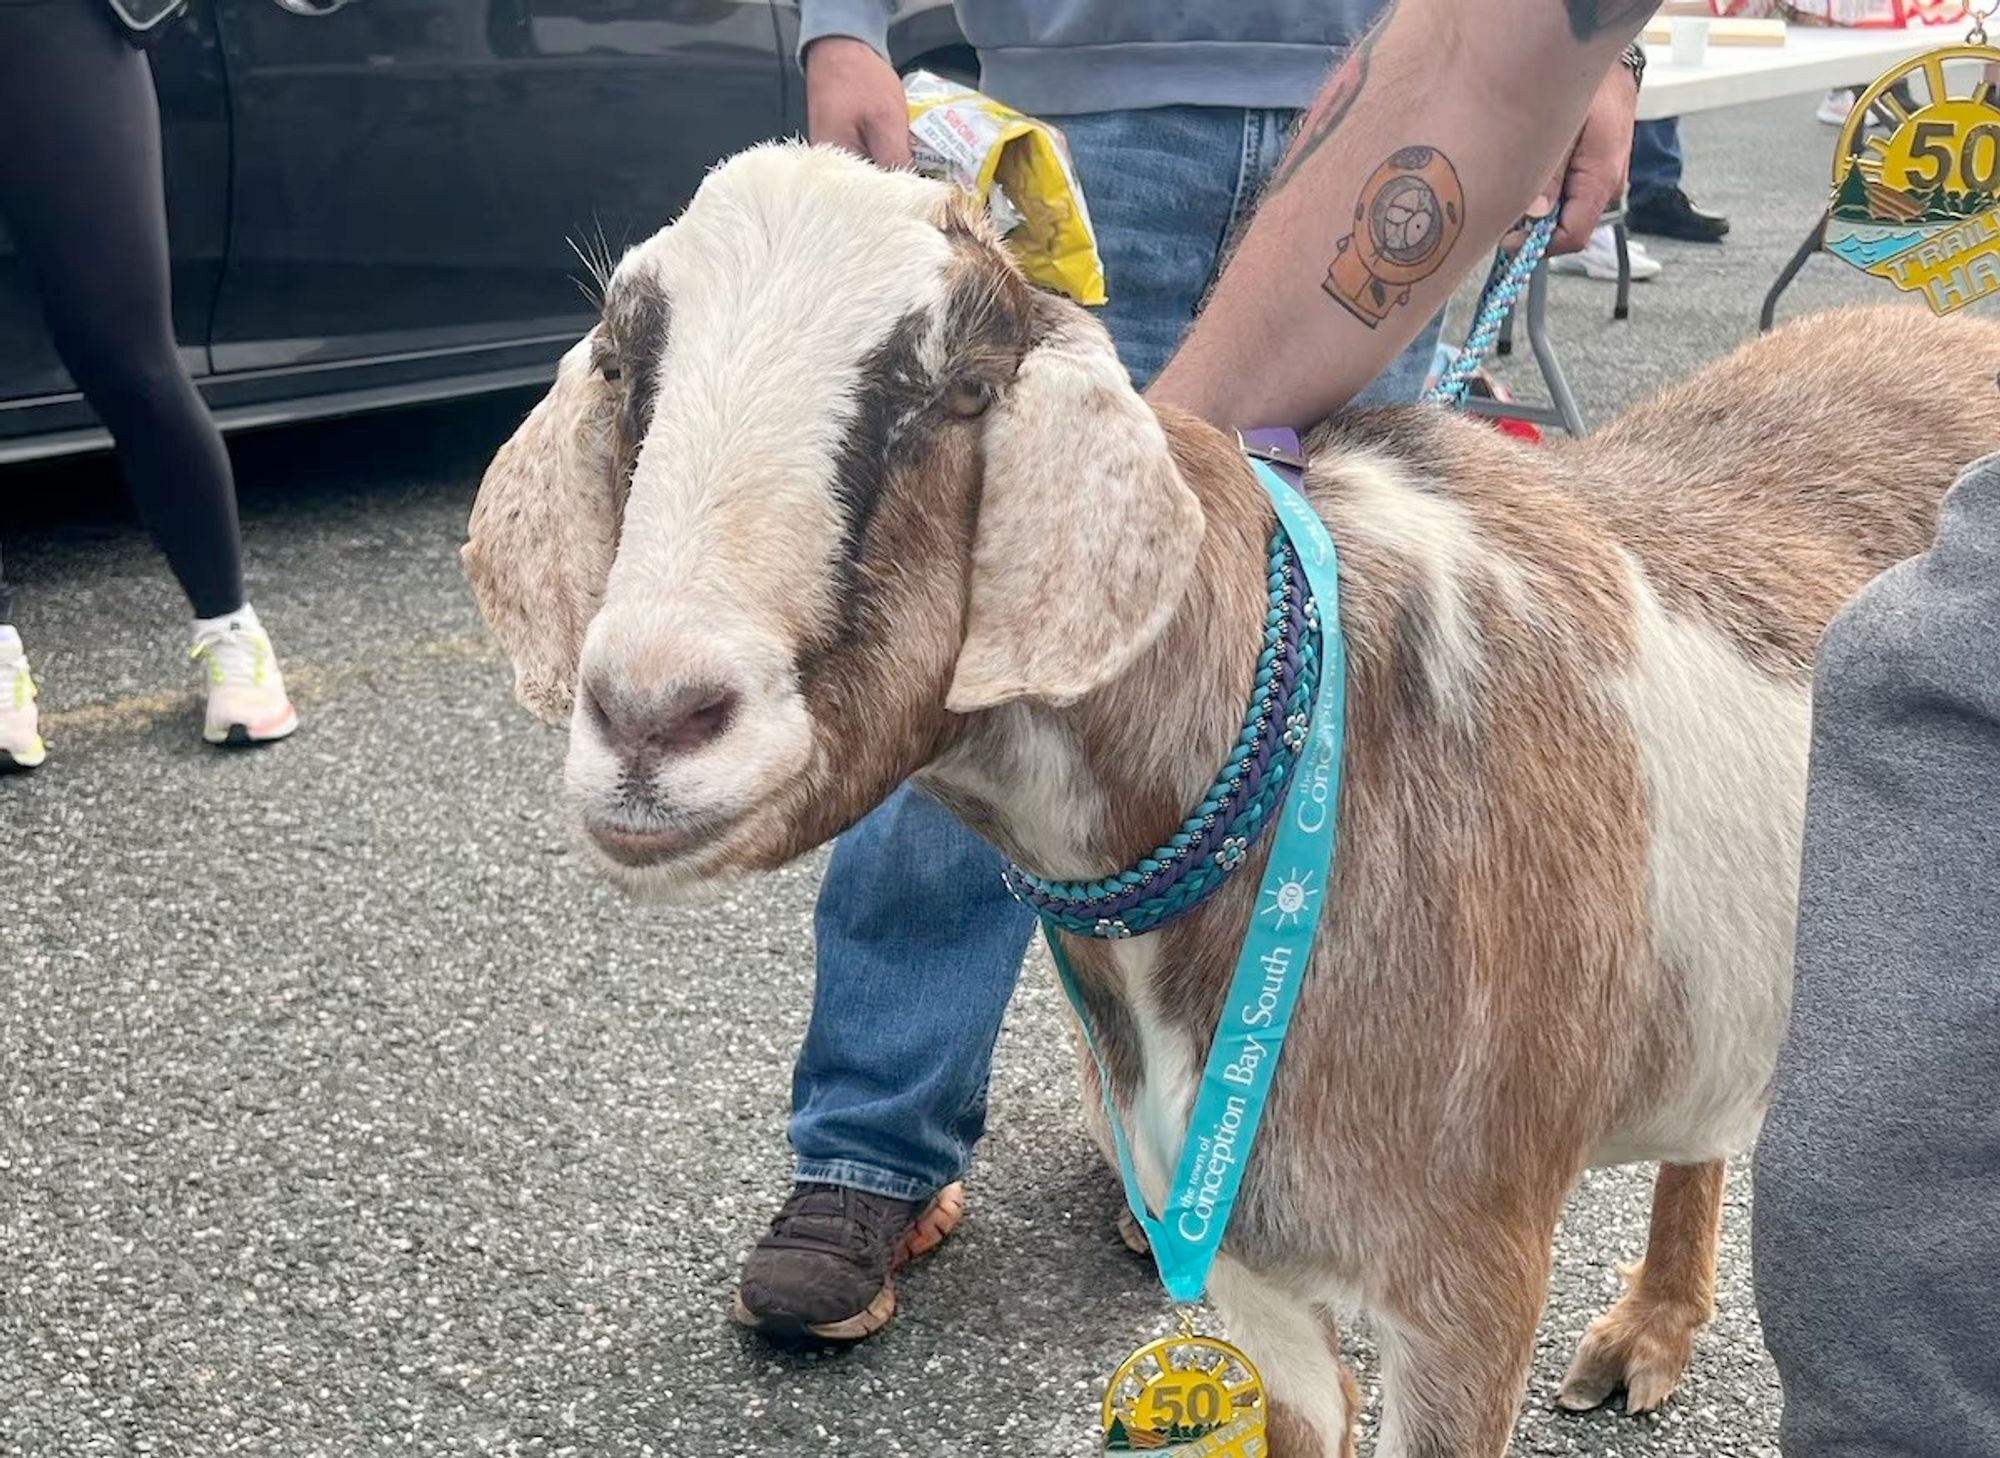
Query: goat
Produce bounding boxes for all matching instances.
[462,141,2000,1457]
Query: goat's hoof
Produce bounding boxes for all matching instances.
[1557,1282,1707,1415]
[1115,1208,1151,1256]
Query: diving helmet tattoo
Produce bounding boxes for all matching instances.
[1325,146,1465,327]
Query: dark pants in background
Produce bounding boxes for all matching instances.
[0,0,243,622]
[1630,116,1683,199]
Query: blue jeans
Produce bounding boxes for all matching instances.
[791,106,1444,1200]
[1630,117,1683,198]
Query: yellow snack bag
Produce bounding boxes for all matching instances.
[904,69,1108,306]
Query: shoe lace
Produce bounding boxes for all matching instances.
[760,1183,907,1262]
[190,626,271,689]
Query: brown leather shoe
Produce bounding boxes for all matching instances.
[731,1181,965,1344]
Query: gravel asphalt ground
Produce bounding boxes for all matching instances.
[3,96,1904,1456]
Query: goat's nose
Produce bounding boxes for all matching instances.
[585,676,742,766]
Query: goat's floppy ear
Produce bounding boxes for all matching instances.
[947,300,1205,714]
[462,331,623,726]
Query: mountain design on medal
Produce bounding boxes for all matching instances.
[1102,1333,1266,1457]
[1825,46,2000,315]
[1103,1397,1261,1453]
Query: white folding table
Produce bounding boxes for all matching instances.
[1634,20,1968,121]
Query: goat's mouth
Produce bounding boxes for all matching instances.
[578,808,740,872]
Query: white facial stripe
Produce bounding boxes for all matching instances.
[604,145,959,641]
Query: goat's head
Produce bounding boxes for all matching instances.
[464,142,1204,898]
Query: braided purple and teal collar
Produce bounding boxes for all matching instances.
[1000,430,1321,940]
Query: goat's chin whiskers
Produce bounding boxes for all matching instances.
[596,859,745,907]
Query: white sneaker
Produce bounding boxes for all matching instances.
[191,612,298,746]
[1817,89,1857,126]
[1549,224,1663,281]
[0,629,45,770]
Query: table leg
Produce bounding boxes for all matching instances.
[1760,213,1829,334]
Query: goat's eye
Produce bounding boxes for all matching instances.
[600,361,623,383]
[944,380,993,419]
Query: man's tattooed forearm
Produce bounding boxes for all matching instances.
[1563,0,1656,41]
[1323,146,1464,328]
[1275,0,1637,202]
[1264,1,1395,197]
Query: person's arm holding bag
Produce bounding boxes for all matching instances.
[797,0,911,169]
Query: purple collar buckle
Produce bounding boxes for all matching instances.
[1237,427,1306,492]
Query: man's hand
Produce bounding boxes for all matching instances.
[1533,61,1640,253]
[804,36,912,170]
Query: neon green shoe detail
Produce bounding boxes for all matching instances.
[191,620,297,746]
[0,647,43,770]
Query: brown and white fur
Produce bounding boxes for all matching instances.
[462,142,2000,1456]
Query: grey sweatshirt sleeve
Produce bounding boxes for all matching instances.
[1753,447,2000,1458]
[797,0,896,59]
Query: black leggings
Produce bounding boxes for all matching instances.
[0,0,243,622]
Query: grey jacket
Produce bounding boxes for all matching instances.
[798,0,1381,115]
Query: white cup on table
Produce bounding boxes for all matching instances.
[1669,15,1711,66]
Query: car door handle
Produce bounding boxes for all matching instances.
[273,0,355,15]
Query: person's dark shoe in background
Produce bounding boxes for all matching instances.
[1628,185,1730,243]
[732,1180,964,1345]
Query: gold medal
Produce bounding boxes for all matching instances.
[1102,1311,1267,1456]
[1825,22,2000,313]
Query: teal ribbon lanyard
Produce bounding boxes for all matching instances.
[1043,458,1346,1305]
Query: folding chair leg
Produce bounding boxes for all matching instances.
[1760,214,1828,333]
[1613,221,1632,322]
[1524,261,1586,436]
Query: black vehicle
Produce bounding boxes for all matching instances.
[0,0,970,465]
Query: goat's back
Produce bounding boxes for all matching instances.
[1285,304,2000,1172]
[1317,304,2000,679]
[1562,304,2000,672]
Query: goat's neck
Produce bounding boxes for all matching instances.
[923,413,1273,886]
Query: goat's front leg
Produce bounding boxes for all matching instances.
[1369,1206,1557,1457]
[1207,1257,1358,1457]
[1064,1011,1153,1255]
[1559,1159,1726,1413]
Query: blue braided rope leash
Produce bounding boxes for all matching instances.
[1422,212,1559,410]
[998,212,1556,940]
[1003,524,1320,939]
